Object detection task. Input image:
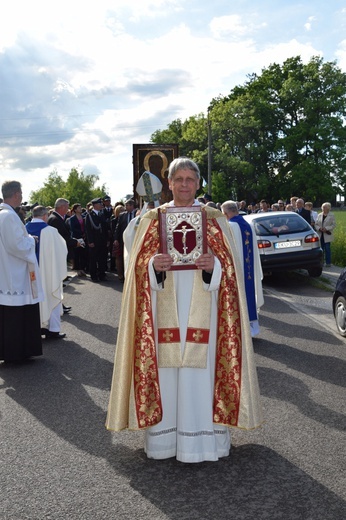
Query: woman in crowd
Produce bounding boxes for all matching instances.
[314,202,336,267]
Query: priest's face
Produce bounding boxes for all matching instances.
[168,168,200,207]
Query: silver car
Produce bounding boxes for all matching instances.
[243,211,323,277]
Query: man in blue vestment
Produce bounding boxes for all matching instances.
[221,200,264,336]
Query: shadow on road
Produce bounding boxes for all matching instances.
[1,314,345,519]
[0,342,115,459]
[107,442,346,520]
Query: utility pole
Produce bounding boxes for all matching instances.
[207,108,212,198]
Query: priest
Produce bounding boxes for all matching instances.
[0,181,44,363]
[106,157,263,463]
[221,200,264,336]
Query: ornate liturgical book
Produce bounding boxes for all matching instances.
[158,206,207,270]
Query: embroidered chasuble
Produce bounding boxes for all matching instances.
[106,205,262,436]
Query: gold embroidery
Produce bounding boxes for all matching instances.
[163,330,173,341]
[132,212,242,428]
[193,330,203,341]
[133,221,162,427]
[206,218,242,426]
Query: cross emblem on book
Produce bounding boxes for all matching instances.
[173,225,195,255]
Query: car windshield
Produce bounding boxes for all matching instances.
[253,214,312,237]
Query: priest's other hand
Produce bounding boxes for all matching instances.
[195,253,214,273]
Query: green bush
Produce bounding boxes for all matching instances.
[323,209,346,267]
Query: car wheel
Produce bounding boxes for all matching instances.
[334,296,346,337]
[308,267,322,277]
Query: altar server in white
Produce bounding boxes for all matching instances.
[26,206,68,339]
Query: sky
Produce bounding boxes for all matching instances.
[1,0,346,203]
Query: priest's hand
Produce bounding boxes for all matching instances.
[195,253,214,273]
[153,253,173,272]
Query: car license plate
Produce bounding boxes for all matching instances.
[275,240,301,249]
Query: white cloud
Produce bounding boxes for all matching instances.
[304,15,316,31]
[335,39,346,70]
[209,14,266,40]
[0,1,344,201]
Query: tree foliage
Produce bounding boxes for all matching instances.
[151,56,346,204]
[151,114,209,187]
[29,168,107,207]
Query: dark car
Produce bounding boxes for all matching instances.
[333,268,346,337]
[244,211,323,277]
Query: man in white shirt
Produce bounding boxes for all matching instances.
[0,181,44,362]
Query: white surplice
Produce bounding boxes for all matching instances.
[144,257,231,463]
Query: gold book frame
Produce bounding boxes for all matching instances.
[159,206,207,270]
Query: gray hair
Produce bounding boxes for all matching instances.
[55,198,69,209]
[33,205,49,218]
[1,180,22,199]
[168,157,200,180]
[321,202,331,210]
[221,200,239,214]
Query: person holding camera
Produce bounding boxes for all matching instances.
[315,202,336,267]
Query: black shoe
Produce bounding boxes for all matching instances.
[63,305,72,314]
[91,278,100,282]
[44,331,66,339]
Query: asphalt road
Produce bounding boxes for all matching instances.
[0,268,345,520]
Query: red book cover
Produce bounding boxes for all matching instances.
[159,206,207,270]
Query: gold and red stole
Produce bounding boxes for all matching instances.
[133,211,242,429]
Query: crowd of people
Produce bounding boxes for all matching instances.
[0,162,337,464]
[0,183,139,359]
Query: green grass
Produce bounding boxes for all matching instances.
[326,209,346,267]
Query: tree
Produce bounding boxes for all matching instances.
[29,170,66,207]
[151,55,346,204]
[30,167,107,207]
[150,114,209,187]
[64,168,106,206]
[209,56,346,203]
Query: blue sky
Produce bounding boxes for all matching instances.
[1,0,345,202]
